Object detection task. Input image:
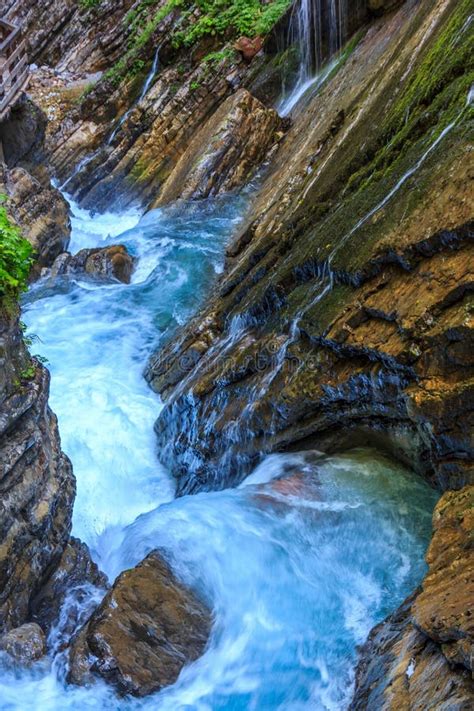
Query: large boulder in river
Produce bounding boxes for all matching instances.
[49,245,135,284]
[153,89,285,207]
[68,551,211,697]
[0,623,46,665]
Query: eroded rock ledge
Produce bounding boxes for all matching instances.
[0,165,71,273]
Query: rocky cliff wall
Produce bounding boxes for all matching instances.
[5,0,135,73]
[27,0,374,210]
[0,305,75,632]
[147,0,473,496]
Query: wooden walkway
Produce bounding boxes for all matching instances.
[0,16,29,121]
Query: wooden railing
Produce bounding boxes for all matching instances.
[0,17,29,120]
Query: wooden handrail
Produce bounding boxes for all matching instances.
[0,15,29,120]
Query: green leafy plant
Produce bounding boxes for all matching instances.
[80,0,103,9]
[104,0,290,88]
[0,196,33,298]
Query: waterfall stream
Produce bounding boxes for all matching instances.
[2,190,439,710]
[278,0,349,115]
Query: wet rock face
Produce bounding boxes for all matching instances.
[0,307,75,633]
[412,486,474,673]
[351,487,474,710]
[47,49,257,212]
[49,245,135,284]
[147,0,474,496]
[154,89,285,207]
[0,164,70,272]
[68,551,211,697]
[0,97,47,169]
[0,623,46,665]
[31,537,108,638]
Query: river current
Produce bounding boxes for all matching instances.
[1,193,438,710]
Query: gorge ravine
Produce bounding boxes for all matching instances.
[0,0,473,708]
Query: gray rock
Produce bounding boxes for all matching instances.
[0,623,46,664]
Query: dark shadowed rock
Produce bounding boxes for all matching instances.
[49,245,135,284]
[31,537,108,638]
[0,306,75,633]
[68,551,211,697]
[0,623,46,665]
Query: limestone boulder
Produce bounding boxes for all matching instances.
[49,245,135,284]
[0,623,46,665]
[68,551,211,697]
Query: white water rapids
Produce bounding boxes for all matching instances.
[0,191,439,710]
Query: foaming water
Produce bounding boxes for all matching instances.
[13,192,439,711]
[22,193,247,561]
[0,449,437,710]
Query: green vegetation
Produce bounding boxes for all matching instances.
[105,0,290,87]
[0,197,33,298]
[173,0,292,47]
[80,0,103,9]
[202,48,237,65]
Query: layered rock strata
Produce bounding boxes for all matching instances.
[0,307,75,633]
[0,164,71,272]
[154,88,285,206]
[147,0,474,496]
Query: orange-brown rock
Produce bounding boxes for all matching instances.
[49,244,135,284]
[351,487,474,709]
[68,551,211,697]
[154,88,285,206]
[234,36,263,62]
[350,592,474,710]
[412,486,474,672]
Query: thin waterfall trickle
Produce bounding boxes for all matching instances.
[279,0,348,115]
[107,45,161,147]
[60,45,161,191]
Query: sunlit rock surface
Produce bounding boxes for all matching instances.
[153,88,285,206]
